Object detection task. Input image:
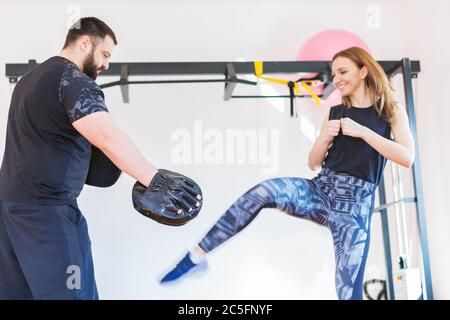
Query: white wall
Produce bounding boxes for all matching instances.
[0,0,448,299]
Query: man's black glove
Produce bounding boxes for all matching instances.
[132,169,203,226]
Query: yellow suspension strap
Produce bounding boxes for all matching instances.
[254,61,321,117]
[299,81,321,106]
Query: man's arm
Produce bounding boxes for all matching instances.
[73,111,157,187]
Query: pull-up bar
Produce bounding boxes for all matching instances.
[5,60,420,116]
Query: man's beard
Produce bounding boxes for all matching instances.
[82,48,100,80]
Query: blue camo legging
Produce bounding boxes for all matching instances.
[198,167,377,300]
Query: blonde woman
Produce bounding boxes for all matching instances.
[160,47,415,300]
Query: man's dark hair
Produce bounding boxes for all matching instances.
[63,17,117,49]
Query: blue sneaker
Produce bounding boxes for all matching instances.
[160,252,207,284]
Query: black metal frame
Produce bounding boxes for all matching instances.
[372,58,433,300]
[376,177,395,300]
[5,58,431,299]
[6,60,420,103]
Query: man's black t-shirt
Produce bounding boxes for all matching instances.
[0,56,109,204]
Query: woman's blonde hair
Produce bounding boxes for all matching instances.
[332,46,397,124]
